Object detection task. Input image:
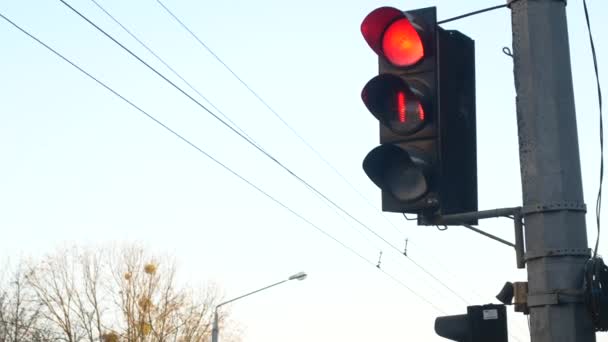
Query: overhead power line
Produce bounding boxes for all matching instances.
[87,0,260,150]
[150,1,492,305]
[86,0,388,259]
[0,11,447,315]
[153,0,407,238]
[56,0,472,306]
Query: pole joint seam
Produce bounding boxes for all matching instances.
[524,248,591,262]
[521,201,586,215]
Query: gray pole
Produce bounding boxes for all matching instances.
[509,0,595,341]
[212,310,219,342]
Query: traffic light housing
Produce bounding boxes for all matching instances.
[435,304,508,342]
[361,7,477,223]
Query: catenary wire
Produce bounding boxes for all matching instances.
[582,0,603,258]
[57,0,471,307]
[153,0,406,238]
[150,0,484,305]
[83,0,391,257]
[87,0,261,150]
[85,0,386,255]
[0,12,448,315]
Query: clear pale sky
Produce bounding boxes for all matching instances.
[1,0,607,341]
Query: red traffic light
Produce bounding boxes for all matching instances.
[361,7,425,67]
[383,18,424,67]
[362,74,427,134]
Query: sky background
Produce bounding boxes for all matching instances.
[0,0,606,341]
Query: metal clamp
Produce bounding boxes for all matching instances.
[527,289,584,307]
[524,248,591,262]
[521,202,586,215]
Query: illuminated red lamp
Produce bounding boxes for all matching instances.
[361,7,425,67]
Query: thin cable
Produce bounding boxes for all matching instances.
[437,0,524,25]
[58,0,473,309]
[87,0,260,149]
[403,255,469,305]
[88,0,424,276]
[400,221,488,303]
[153,0,406,238]
[0,12,447,315]
[438,4,506,25]
[57,0,387,248]
[377,267,446,314]
[151,0,480,306]
[403,213,417,221]
[58,0,467,301]
[582,0,603,258]
[87,0,392,258]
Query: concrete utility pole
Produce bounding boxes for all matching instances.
[509,0,595,341]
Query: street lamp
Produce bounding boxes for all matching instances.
[211,271,307,342]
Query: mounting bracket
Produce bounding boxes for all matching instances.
[421,207,526,268]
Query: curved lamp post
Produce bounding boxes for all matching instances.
[211,272,307,342]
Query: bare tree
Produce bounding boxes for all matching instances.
[108,245,222,342]
[16,244,237,342]
[0,262,53,342]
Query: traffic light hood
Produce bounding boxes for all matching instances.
[361,7,403,56]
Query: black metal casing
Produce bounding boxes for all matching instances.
[368,7,478,223]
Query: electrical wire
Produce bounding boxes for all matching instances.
[437,0,524,25]
[403,213,417,221]
[84,0,391,255]
[153,0,474,306]
[582,0,604,258]
[148,0,488,307]
[0,12,448,315]
[87,0,260,150]
[57,0,384,251]
[87,1,430,283]
[437,4,507,25]
[400,217,489,303]
[57,0,472,308]
[581,1,605,330]
[153,0,407,238]
[85,0,394,256]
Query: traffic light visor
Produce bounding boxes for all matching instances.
[361,7,403,56]
[363,144,429,202]
[361,7,424,67]
[362,74,426,134]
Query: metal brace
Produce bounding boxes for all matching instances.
[524,248,591,262]
[527,289,584,307]
[521,201,586,215]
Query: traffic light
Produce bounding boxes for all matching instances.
[435,304,508,342]
[360,6,477,223]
